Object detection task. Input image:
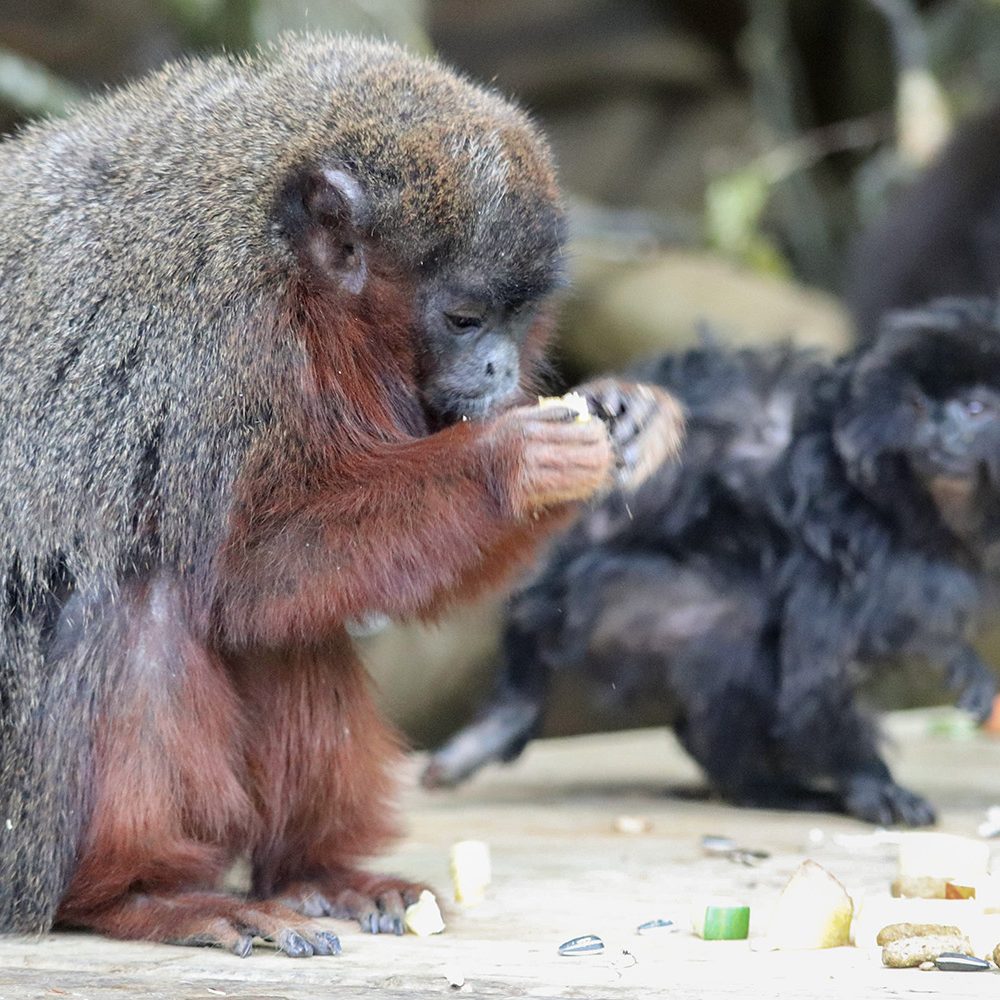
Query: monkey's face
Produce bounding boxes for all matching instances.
[907,384,1000,481]
[274,153,564,428]
[835,299,1000,544]
[412,281,551,423]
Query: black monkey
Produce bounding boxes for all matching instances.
[426,300,1000,825]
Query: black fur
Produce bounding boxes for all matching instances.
[425,300,1000,825]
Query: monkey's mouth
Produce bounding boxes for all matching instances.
[423,388,516,427]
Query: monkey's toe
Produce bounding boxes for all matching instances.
[332,888,408,935]
[272,876,423,936]
[227,900,342,958]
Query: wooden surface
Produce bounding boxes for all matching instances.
[3,712,1000,999]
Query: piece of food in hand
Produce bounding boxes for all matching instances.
[537,391,592,422]
[404,890,445,936]
[450,840,491,906]
[765,860,853,950]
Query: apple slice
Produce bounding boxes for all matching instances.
[766,860,853,949]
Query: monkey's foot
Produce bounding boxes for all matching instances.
[842,774,936,827]
[71,890,341,958]
[273,872,427,935]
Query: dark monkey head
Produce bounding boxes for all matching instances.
[270,39,566,426]
[834,299,1000,550]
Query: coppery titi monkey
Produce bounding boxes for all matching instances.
[0,36,681,956]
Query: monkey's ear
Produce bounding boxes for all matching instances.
[277,167,368,294]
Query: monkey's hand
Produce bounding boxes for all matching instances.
[489,402,615,516]
[943,645,997,723]
[578,378,684,491]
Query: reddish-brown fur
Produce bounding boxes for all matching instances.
[54,259,597,951]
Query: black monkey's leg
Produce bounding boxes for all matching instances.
[772,680,936,827]
[776,577,936,826]
[674,704,841,813]
[422,622,551,788]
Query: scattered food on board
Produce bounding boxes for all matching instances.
[404,891,446,937]
[558,934,605,956]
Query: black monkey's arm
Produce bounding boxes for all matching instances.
[912,640,997,722]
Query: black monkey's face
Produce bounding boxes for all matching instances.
[907,383,1000,481]
[835,299,1000,544]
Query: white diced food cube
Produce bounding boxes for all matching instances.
[404,890,445,936]
[450,839,492,905]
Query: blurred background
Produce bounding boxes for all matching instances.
[3,0,997,745]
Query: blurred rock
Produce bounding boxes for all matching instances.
[559,244,852,375]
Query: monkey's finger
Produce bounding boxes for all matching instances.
[521,403,584,424]
[170,916,255,957]
[229,902,338,957]
[308,930,343,956]
[331,888,383,934]
[576,378,627,421]
[616,422,681,488]
[273,929,314,958]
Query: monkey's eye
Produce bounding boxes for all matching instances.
[965,397,994,418]
[444,310,485,335]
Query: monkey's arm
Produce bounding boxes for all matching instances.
[907,638,997,722]
[418,379,684,614]
[217,403,612,646]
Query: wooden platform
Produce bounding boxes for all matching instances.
[3,712,1000,999]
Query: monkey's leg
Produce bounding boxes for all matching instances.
[421,688,544,789]
[770,679,938,825]
[238,634,425,935]
[55,576,340,957]
[776,579,936,826]
[674,704,841,813]
[422,614,552,788]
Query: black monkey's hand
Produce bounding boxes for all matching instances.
[577,378,684,491]
[944,646,998,723]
